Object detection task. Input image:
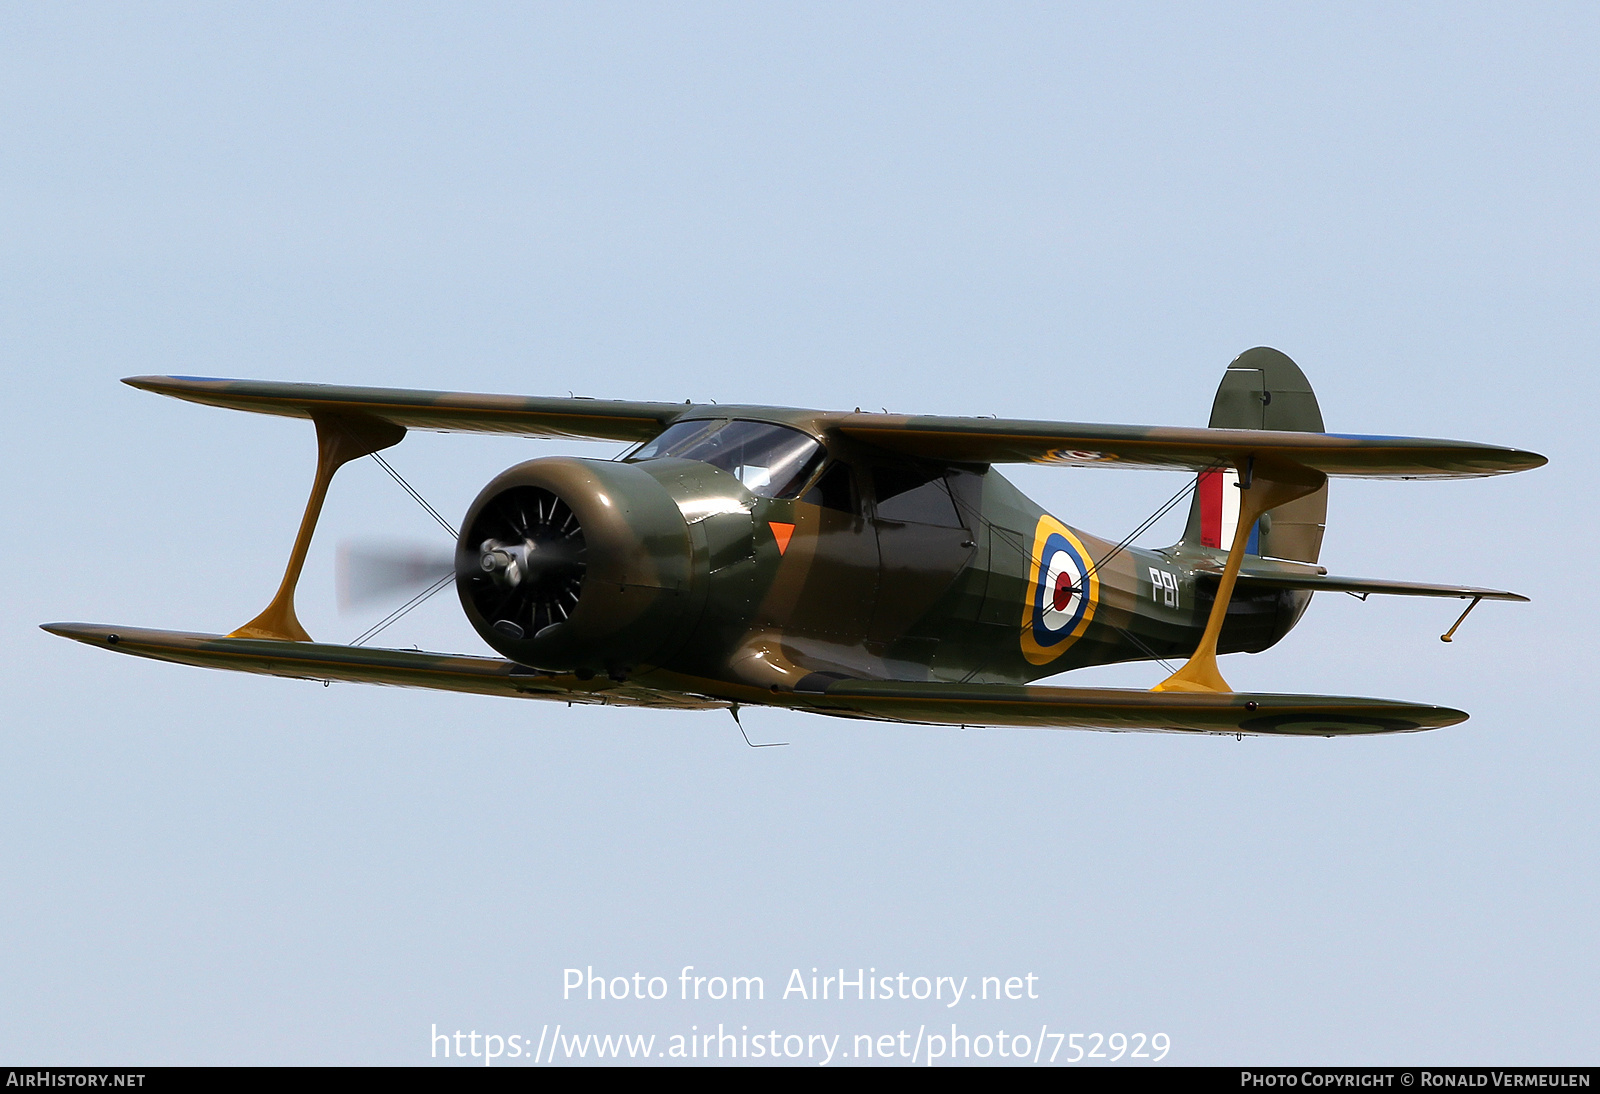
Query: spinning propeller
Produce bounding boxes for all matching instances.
[339,485,586,644]
[336,541,455,611]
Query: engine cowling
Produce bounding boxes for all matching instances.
[456,457,698,676]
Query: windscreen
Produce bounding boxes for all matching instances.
[628,419,826,500]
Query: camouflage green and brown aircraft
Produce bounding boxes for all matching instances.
[44,348,1545,736]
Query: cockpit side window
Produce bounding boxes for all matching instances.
[801,460,856,513]
[872,464,966,528]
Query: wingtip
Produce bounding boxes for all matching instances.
[122,375,236,394]
[1499,446,1549,473]
[40,621,107,644]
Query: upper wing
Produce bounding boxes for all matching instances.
[837,415,1545,479]
[125,376,1545,479]
[123,376,686,442]
[789,677,1465,735]
[41,623,722,711]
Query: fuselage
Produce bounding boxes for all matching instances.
[457,406,1312,691]
[634,449,1309,688]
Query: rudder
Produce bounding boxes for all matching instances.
[1180,347,1329,563]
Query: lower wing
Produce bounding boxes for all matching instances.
[45,623,1463,735]
[40,623,722,711]
[785,677,1463,735]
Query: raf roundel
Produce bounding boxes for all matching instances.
[1020,515,1099,666]
[1042,543,1086,627]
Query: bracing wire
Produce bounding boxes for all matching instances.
[346,452,459,647]
[1081,468,1212,583]
[1111,627,1179,674]
[957,467,1214,682]
[370,452,458,539]
[351,571,455,647]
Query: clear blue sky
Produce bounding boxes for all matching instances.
[2,2,1594,1065]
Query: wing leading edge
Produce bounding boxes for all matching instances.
[123,376,684,442]
[838,416,1545,479]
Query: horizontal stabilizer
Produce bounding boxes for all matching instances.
[40,623,722,711]
[791,678,1464,735]
[1224,571,1527,601]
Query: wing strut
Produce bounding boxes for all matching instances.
[230,413,406,642]
[1153,457,1326,693]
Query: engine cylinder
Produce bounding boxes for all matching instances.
[456,457,697,674]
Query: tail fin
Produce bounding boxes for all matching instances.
[1180,347,1329,564]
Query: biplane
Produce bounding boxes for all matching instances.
[44,348,1544,735]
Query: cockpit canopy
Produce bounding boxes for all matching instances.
[627,419,826,500]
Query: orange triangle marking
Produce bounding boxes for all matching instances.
[768,521,795,556]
